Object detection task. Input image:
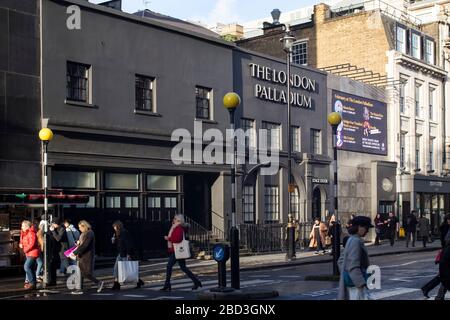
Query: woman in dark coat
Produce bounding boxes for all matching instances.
[71,220,103,295]
[111,220,144,290]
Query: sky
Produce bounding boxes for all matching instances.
[91,0,321,26]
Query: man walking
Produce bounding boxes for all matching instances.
[405,211,418,248]
[385,212,399,247]
[417,213,430,248]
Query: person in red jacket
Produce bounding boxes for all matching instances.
[160,214,202,291]
[21,220,40,289]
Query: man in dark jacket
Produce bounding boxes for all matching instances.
[385,212,399,247]
[50,218,69,275]
[405,211,418,248]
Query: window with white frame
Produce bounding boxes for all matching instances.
[264,186,279,223]
[243,185,255,223]
[411,33,421,59]
[291,126,301,152]
[415,135,421,171]
[262,121,281,151]
[292,41,308,66]
[400,132,406,169]
[429,87,435,120]
[311,129,322,154]
[415,82,421,117]
[241,118,256,149]
[429,137,435,172]
[399,79,407,113]
[290,187,300,221]
[396,26,407,53]
[425,39,434,64]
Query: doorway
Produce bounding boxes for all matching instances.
[312,188,321,220]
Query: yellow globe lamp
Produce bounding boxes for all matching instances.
[327,112,342,127]
[223,92,241,111]
[39,128,54,142]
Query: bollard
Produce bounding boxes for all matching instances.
[210,243,233,293]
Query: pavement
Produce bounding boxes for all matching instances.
[0,239,441,299]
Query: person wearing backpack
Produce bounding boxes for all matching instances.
[337,216,374,300]
[405,211,418,248]
[111,220,145,290]
[160,214,202,291]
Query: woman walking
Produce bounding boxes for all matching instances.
[70,220,104,295]
[309,217,328,255]
[20,220,40,290]
[160,214,202,291]
[337,216,374,300]
[111,220,145,290]
[421,214,450,299]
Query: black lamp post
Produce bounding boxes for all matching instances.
[328,112,342,276]
[223,92,241,290]
[280,25,296,260]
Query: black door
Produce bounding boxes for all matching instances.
[312,188,321,220]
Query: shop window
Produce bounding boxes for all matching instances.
[105,173,139,190]
[52,170,96,189]
[147,175,177,191]
[106,196,121,208]
[164,197,177,209]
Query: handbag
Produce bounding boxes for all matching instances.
[343,270,369,287]
[118,260,139,284]
[399,227,406,238]
[435,249,442,265]
[173,231,191,260]
[64,245,78,260]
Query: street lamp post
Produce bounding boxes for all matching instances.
[280,25,296,261]
[327,112,342,276]
[39,128,53,288]
[223,92,241,290]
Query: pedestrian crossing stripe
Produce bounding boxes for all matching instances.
[144,279,276,291]
[123,294,147,298]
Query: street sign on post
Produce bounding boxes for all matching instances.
[210,243,233,293]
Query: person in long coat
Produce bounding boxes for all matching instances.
[309,217,328,254]
[71,220,103,295]
[337,216,374,300]
[417,214,431,248]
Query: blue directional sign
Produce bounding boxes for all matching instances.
[213,244,228,262]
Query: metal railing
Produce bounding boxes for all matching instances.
[185,215,226,255]
[332,0,422,28]
[238,222,314,254]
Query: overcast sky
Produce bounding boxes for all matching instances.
[92,0,322,25]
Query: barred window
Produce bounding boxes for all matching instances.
[241,118,256,149]
[290,187,300,221]
[135,75,154,111]
[291,126,301,152]
[67,62,90,102]
[264,186,279,223]
[292,41,308,66]
[243,185,255,223]
[196,86,212,120]
[262,121,281,151]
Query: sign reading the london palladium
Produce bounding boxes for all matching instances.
[332,90,387,156]
[250,63,317,109]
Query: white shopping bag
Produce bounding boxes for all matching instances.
[118,260,139,284]
[173,232,191,260]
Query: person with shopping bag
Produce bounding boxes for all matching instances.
[337,216,374,300]
[160,214,202,291]
[111,220,144,290]
[70,220,104,295]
